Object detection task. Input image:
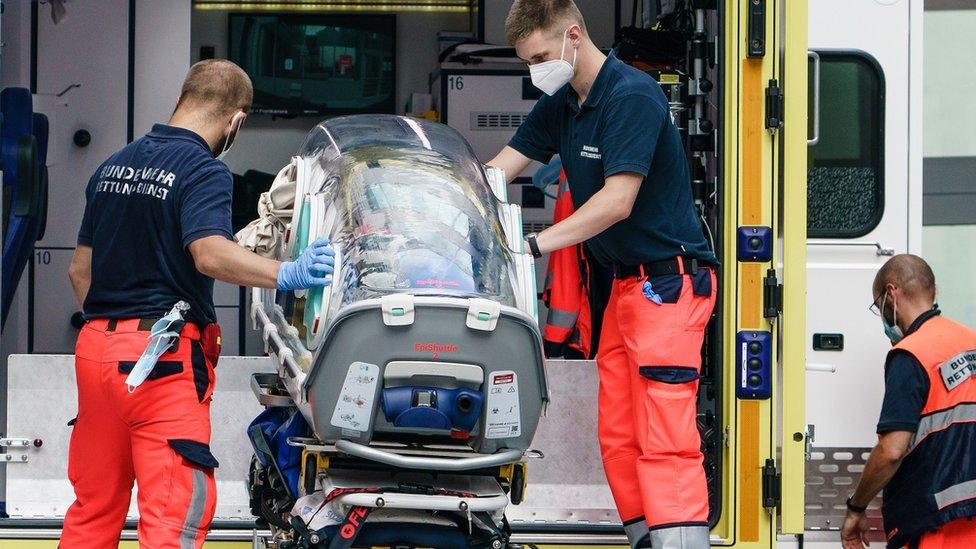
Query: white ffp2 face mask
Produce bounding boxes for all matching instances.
[529,30,577,96]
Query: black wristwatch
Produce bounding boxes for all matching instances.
[846,496,868,514]
[525,233,542,258]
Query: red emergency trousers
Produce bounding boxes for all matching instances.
[915,517,976,548]
[60,318,220,549]
[597,262,716,541]
[542,176,592,356]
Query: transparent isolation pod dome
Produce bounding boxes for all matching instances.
[253,115,545,453]
[269,115,532,356]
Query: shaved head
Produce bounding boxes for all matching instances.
[175,59,252,121]
[873,254,936,303]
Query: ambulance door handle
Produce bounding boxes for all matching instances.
[808,51,821,146]
[806,240,894,256]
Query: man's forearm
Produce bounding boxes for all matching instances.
[850,445,904,507]
[68,245,93,309]
[535,187,629,254]
[193,236,281,288]
[70,275,90,309]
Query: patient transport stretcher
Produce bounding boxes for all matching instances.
[244,115,548,548]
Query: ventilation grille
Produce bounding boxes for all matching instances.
[805,447,883,532]
[522,222,553,233]
[471,112,529,130]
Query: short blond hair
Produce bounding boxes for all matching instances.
[505,0,586,46]
[176,59,253,120]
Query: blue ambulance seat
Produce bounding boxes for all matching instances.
[1,87,49,329]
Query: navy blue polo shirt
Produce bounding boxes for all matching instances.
[509,52,716,266]
[77,124,234,325]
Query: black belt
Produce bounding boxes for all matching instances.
[612,257,705,279]
[105,318,161,332]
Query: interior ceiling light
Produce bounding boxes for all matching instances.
[193,0,472,13]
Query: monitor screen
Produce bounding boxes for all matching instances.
[228,13,396,116]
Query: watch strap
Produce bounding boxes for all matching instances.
[526,233,542,258]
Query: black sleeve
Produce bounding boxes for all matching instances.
[179,163,234,248]
[601,93,668,178]
[508,96,559,163]
[877,350,929,434]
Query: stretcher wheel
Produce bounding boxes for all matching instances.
[303,452,317,496]
[509,464,525,506]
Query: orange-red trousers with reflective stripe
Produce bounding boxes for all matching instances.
[60,319,218,549]
[597,267,716,538]
[915,516,976,548]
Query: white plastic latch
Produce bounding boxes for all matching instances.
[466,299,501,332]
[262,323,279,353]
[381,294,416,326]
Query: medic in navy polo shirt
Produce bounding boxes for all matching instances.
[489,2,718,548]
[62,60,333,549]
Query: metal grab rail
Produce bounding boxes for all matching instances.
[336,492,510,513]
[808,51,821,146]
[334,440,523,472]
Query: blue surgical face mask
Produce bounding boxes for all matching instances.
[881,291,904,344]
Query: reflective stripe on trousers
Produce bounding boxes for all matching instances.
[181,468,210,549]
[649,525,711,549]
[624,519,650,548]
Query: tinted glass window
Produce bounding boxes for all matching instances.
[808,52,885,237]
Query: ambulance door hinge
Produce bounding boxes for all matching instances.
[763,268,782,319]
[0,438,37,463]
[805,424,816,461]
[765,79,783,131]
[762,458,781,511]
[747,0,766,57]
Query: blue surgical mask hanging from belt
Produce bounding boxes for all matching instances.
[124,301,190,392]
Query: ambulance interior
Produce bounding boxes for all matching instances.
[1,0,969,548]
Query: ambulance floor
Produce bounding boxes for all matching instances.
[0,542,622,549]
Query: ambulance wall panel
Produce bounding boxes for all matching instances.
[0,0,33,89]
[3,355,270,521]
[34,0,129,249]
[133,0,192,138]
[214,306,242,357]
[29,248,83,355]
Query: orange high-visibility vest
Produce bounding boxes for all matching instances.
[882,313,976,548]
[542,173,592,357]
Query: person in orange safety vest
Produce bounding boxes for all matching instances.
[842,254,976,549]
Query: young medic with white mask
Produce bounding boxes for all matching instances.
[488,1,718,547]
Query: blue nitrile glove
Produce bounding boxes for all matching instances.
[642,280,664,305]
[277,238,335,291]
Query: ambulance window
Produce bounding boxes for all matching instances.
[807,51,885,238]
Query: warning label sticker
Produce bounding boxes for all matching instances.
[486,370,521,439]
[330,362,379,432]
